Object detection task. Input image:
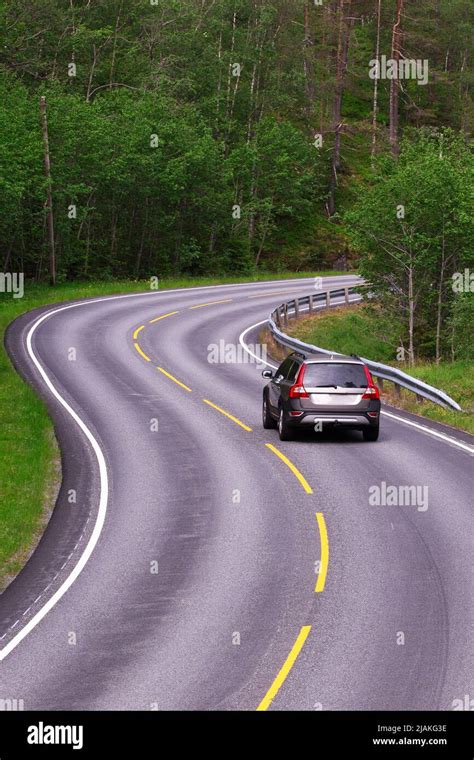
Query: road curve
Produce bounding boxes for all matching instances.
[1,276,473,711]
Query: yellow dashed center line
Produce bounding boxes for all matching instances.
[157,367,192,392]
[315,513,329,593]
[133,325,145,340]
[149,311,179,324]
[188,299,233,310]
[129,300,324,707]
[202,399,252,432]
[134,343,151,362]
[256,625,312,711]
[264,443,313,494]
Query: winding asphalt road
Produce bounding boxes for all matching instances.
[1,275,473,711]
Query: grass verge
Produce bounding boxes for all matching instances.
[0,270,343,588]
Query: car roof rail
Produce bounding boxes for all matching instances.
[350,353,362,361]
[291,350,307,360]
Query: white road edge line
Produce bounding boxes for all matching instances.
[381,411,474,454]
[238,318,474,456]
[0,275,360,660]
[1,300,109,660]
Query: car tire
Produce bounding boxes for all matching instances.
[363,425,379,442]
[278,408,293,441]
[262,394,277,429]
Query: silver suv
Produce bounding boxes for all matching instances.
[262,352,381,441]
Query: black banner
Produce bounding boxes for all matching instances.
[0,711,472,757]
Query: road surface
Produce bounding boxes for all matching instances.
[1,276,473,711]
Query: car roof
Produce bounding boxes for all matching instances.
[290,352,364,365]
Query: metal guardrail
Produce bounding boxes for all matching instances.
[268,286,462,412]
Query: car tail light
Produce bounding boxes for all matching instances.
[289,364,309,399]
[362,365,380,400]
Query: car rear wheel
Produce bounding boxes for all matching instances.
[262,394,277,429]
[363,425,379,442]
[278,408,293,441]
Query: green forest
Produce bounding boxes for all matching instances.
[1,0,473,361]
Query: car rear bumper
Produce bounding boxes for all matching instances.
[288,411,379,428]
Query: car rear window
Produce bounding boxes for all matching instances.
[304,363,368,388]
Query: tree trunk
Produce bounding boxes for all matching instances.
[319,2,331,135]
[248,158,258,245]
[228,62,241,128]
[225,9,237,121]
[76,191,94,241]
[39,96,56,285]
[208,222,217,257]
[109,1,123,89]
[84,217,91,277]
[247,26,264,244]
[2,234,16,272]
[450,313,456,362]
[408,263,415,366]
[389,0,404,158]
[135,200,148,278]
[371,0,382,167]
[444,48,449,72]
[110,205,118,267]
[459,50,467,133]
[255,203,272,267]
[173,200,185,274]
[303,1,315,110]
[86,44,98,102]
[435,230,446,364]
[327,0,353,217]
[246,21,264,146]
[215,31,223,133]
[247,63,257,144]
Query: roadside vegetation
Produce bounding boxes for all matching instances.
[345,131,474,368]
[284,304,474,435]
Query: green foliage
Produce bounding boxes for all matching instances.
[0,0,473,278]
[450,293,474,360]
[345,129,474,362]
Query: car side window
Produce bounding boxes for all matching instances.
[276,357,293,379]
[287,361,300,382]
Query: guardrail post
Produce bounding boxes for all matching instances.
[309,294,313,313]
[294,299,299,319]
[393,382,401,399]
[326,291,330,308]
[284,303,288,326]
[344,287,349,305]
[275,309,281,329]
[416,394,424,404]
[377,377,384,392]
